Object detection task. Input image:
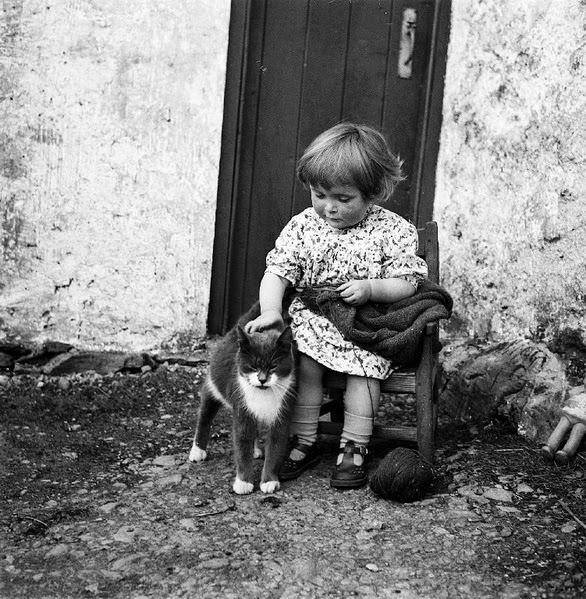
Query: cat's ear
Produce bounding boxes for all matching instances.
[236,326,251,347]
[277,326,293,347]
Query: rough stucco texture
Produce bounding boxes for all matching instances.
[435,0,586,342]
[0,0,230,350]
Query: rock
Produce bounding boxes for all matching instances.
[44,544,69,559]
[0,352,14,368]
[110,554,145,571]
[154,473,183,487]
[113,526,138,543]
[153,350,208,366]
[98,502,118,514]
[179,518,197,531]
[516,483,534,494]
[199,558,229,569]
[0,374,11,386]
[40,351,154,375]
[440,339,567,441]
[57,377,71,390]
[483,487,514,503]
[152,455,178,468]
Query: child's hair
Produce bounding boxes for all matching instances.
[296,122,405,203]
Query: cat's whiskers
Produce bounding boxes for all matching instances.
[237,373,294,425]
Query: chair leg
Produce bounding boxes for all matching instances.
[416,344,436,464]
[416,383,434,463]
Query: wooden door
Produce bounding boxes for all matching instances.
[208,0,451,333]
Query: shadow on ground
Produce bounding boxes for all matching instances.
[1,361,585,598]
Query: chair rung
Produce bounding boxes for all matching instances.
[318,421,418,443]
[323,370,417,394]
[380,371,416,394]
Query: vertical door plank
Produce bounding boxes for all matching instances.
[417,0,451,227]
[233,0,310,319]
[208,0,255,333]
[341,0,394,126]
[292,0,351,217]
[382,0,434,222]
[220,0,268,328]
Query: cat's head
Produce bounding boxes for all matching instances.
[235,326,294,389]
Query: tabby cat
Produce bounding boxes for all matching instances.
[189,306,296,494]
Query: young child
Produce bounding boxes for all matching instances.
[245,122,428,489]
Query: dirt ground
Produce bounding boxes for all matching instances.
[1,352,585,599]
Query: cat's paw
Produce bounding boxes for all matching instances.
[233,477,254,495]
[189,444,207,462]
[260,480,280,494]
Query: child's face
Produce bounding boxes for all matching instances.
[310,184,369,230]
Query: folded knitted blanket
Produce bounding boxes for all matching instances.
[297,280,453,366]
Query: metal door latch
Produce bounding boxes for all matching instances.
[398,8,417,79]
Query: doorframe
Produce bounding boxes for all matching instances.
[208,0,452,334]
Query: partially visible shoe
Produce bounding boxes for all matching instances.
[330,441,368,489]
[279,440,321,481]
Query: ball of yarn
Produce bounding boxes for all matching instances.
[370,447,434,502]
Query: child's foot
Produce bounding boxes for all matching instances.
[279,441,320,481]
[554,450,570,466]
[330,441,368,489]
[540,445,555,462]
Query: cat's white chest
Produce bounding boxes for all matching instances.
[237,373,293,424]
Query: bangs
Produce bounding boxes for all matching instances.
[296,123,404,202]
[298,136,378,194]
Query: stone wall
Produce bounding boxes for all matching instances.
[435,0,586,345]
[0,0,230,350]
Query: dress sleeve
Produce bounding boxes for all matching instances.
[264,214,306,285]
[381,219,428,287]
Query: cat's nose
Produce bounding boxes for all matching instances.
[257,372,268,385]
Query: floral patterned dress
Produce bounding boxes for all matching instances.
[265,204,428,379]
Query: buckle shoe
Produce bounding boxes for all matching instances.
[330,441,368,489]
[279,441,320,481]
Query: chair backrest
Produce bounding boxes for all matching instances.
[417,222,439,284]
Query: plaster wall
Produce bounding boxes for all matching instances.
[0,0,230,350]
[436,0,586,342]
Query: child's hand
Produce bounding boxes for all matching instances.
[336,280,372,305]
[244,310,283,333]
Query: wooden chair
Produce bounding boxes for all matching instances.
[318,221,442,464]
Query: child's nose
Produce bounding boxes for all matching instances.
[325,200,337,213]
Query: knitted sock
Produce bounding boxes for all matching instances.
[339,412,373,466]
[289,405,322,460]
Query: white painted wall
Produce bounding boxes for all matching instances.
[436,0,586,343]
[0,0,231,350]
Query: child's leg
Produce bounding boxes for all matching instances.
[330,375,380,488]
[289,353,324,455]
[279,353,324,480]
[541,415,572,461]
[555,422,586,465]
[341,375,381,464]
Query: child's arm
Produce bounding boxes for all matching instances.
[245,273,291,332]
[337,278,416,306]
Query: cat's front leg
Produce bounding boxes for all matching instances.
[190,381,222,463]
[232,410,256,494]
[260,421,290,493]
